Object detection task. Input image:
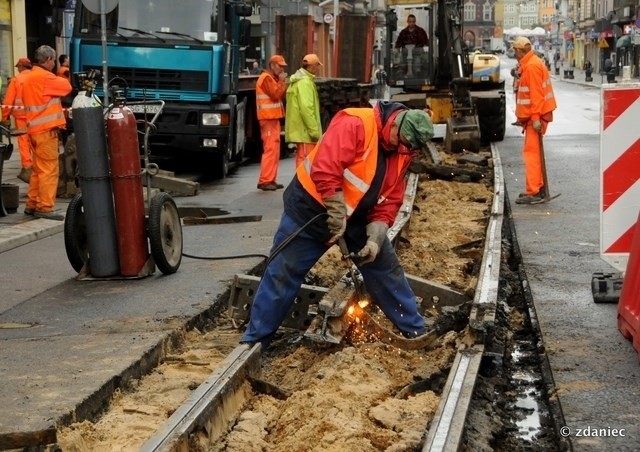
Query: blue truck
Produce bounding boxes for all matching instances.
[69,0,256,178]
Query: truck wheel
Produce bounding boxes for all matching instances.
[64,193,88,273]
[205,150,229,179]
[148,192,182,274]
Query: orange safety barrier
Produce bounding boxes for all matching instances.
[617,209,640,355]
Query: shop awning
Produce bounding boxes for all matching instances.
[616,35,631,48]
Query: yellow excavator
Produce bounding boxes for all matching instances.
[384,0,505,152]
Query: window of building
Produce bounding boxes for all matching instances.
[464,2,476,22]
[483,1,492,21]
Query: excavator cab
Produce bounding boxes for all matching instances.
[385,6,435,91]
[384,0,506,152]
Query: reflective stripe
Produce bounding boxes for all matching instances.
[258,102,283,110]
[28,111,65,127]
[518,86,530,93]
[343,167,370,193]
[517,99,531,105]
[25,97,61,113]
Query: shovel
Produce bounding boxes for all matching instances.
[538,132,561,203]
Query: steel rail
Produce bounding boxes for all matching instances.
[423,142,505,451]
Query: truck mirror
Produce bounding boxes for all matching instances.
[240,19,251,47]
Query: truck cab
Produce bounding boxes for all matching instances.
[70,0,253,178]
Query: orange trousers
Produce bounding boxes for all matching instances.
[295,142,315,168]
[14,117,32,168]
[258,119,281,185]
[522,121,548,196]
[26,129,60,213]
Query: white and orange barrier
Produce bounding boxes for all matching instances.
[600,84,640,272]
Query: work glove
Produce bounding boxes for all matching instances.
[324,192,347,244]
[532,119,542,133]
[357,221,389,265]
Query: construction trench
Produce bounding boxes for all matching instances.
[53,143,567,451]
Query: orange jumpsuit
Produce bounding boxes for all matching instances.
[2,70,32,168]
[21,66,72,213]
[516,51,557,196]
[256,71,286,186]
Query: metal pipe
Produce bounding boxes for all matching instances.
[100,0,109,106]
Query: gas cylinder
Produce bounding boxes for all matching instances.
[107,92,149,276]
[71,87,120,277]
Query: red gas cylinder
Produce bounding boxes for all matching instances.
[107,96,149,276]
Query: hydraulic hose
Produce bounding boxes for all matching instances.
[180,212,329,265]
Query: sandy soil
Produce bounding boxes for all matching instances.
[57,146,494,451]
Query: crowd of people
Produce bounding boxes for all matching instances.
[2,45,72,220]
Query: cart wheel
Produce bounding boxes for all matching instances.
[148,192,182,274]
[64,193,88,273]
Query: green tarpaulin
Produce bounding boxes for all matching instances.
[616,35,631,48]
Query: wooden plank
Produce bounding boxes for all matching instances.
[142,174,199,196]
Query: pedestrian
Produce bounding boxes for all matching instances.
[285,53,323,169]
[512,37,557,205]
[2,57,34,183]
[256,54,288,191]
[57,54,70,81]
[240,101,434,349]
[21,45,72,220]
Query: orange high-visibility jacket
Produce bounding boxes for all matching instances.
[2,70,31,120]
[22,66,72,134]
[256,71,286,120]
[516,51,557,123]
[296,108,405,218]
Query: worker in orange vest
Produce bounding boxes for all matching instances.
[513,37,557,205]
[21,45,72,220]
[56,54,71,81]
[240,101,434,349]
[2,57,34,183]
[255,54,288,191]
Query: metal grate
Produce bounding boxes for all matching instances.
[85,66,208,92]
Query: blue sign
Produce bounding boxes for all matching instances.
[566,42,574,50]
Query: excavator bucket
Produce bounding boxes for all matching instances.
[445,115,481,153]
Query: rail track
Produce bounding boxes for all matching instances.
[134,144,507,451]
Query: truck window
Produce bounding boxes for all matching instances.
[77,0,218,41]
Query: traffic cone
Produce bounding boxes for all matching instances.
[617,210,640,355]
